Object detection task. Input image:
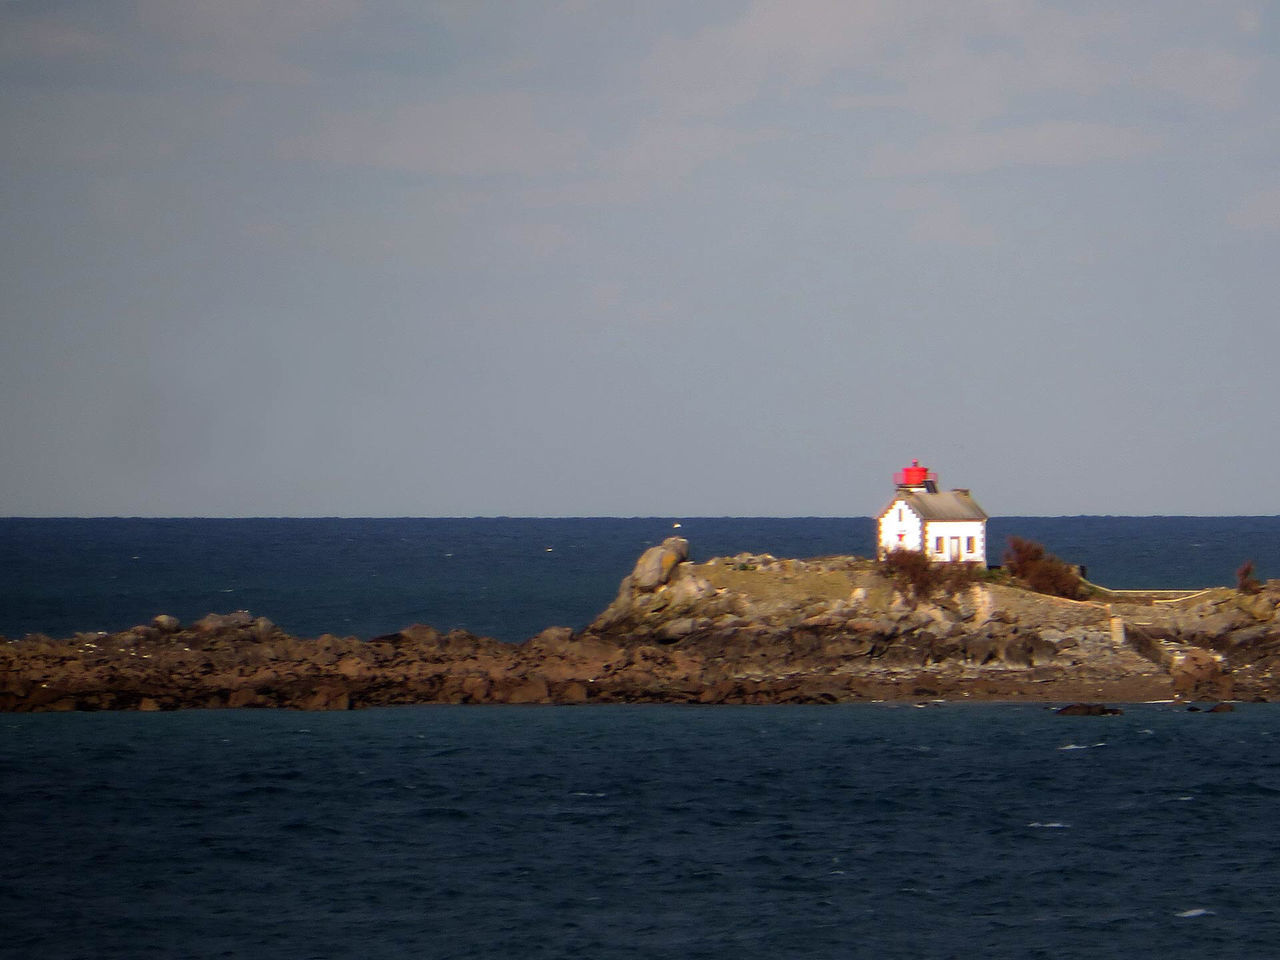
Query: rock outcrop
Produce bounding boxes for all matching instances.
[3,544,1279,710]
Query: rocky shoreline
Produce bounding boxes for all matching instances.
[3,538,1278,711]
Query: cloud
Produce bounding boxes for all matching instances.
[868,122,1162,177]
[887,184,996,247]
[637,0,1136,125]
[602,120,774,191]
[640,1,1261,134]
[0,0,362,84]
[0,17,114,62]
[495,221,573,259]
[279,92,589,177]
[1226,184,1280,231]
[524,120,775,205]
[1140,47,1259,110]
[1236,6,1263,35]
[133,0,361,84]
[639,0,904,117]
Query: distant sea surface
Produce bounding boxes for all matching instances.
[2,516,1279,641]
[4,703,1280,959]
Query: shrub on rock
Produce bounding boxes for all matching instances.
[1003,537,1084,600]
[878,549,980,603]
[1236,560,1262,595]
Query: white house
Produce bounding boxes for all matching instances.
[876,460,988,566]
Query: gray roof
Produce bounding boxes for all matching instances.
[882,490,988,522]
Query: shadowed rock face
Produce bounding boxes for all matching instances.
[3,547,1279,710]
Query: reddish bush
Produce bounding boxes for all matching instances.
[1237,560,1262,595]
[1003,536,1084,600]
[879,549,980,602]
[879,549,938,602]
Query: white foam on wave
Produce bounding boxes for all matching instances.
[1176,907,1214,918]
[1028,821,1071,828]
[1057,742,1106,751]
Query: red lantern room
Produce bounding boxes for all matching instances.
[893,459,938,493]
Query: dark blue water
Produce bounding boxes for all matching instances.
[3,704,1277,959]
[2,517,1278,642]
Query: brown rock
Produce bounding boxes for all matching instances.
[299,684,351,711]
[335,655,367,680]
[500,677,550,704]
[697,680,737,704]
[460,676,491,702]
[1056,703,1123,716]
[631,537,689,592]
[1171,648,1231,699]
[658,618,696,641]
[557,681,590,703]
[529,626,574,649]
[195,611,255,633]
[227,688,264,708]
[393,624,442,645]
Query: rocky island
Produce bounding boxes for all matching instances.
[3,537,1278,711]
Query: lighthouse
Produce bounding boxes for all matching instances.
[876,460,988,565]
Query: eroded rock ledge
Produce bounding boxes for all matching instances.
[4,537,1279,710]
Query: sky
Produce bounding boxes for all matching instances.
[2,1,1278,518]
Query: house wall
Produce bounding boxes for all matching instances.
[922,519,987,565]
[877,499,923,557]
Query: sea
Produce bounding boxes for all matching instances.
[3,516,1280,959]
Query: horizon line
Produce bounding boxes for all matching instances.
[3,514,1279,521]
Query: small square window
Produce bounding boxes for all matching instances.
[966,537,975,553]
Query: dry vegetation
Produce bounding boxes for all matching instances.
[1003,536,1086,600]
[877,549,983,603]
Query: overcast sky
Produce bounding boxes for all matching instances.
[2,1,1278,517]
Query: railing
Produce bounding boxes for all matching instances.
[893,469,938,486]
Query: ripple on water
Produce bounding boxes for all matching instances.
[2,703,1278,959]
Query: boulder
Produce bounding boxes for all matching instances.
[460,675,491,702]
[299,684,351,711]
[194,611,255,633]
[1170,647,1231,699]
[658,618,696,641]
[334,655,367,680]
[500,677,550,704]
[1056,703,1124,716]
[631,538,689,592]
[556,681,590,703]
[227,688,264,708]
[388,624,441,645]
[529,626,574,649]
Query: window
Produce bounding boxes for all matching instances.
[934,536,943,552]
[966,537,975,553]
[897,508,903,522]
